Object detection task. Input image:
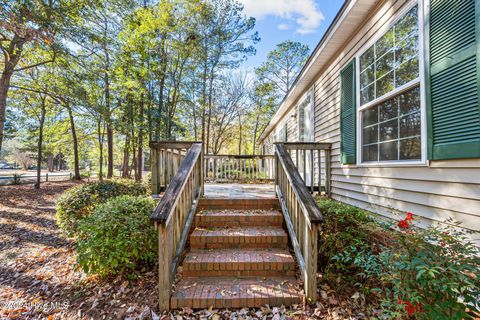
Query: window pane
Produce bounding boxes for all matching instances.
[359,5,419,107]
[400,137,421,160]
[362,105,378,126]
[379,98,398,122]
[399,86,420,115]
[376,50,394,79]
[380,119,398,141]
[363,144,378,162]
[400,112,421,138]
[376,72,394,98]
[363,125,378,144]
[395,58,419,87]
[396,36,418,66]
[360,46,375,72]
[361,84,375,105]
[376,29,394,57]
[379,141,398,161]
[395,6,418,40]
[360,65,374,89]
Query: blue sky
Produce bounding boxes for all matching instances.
[239,0,345,71]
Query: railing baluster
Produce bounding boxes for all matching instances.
[310,149,314,193]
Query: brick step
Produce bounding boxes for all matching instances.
[171,277,302,309]
[182,249,295,277]
[195,210,283,228]
[190,227,288,249]
[198,198,280,211]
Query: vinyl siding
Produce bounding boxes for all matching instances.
[260,0,480,236]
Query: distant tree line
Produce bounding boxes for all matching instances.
[0,0,309,188]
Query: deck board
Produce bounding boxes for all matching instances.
[203,183,275,199]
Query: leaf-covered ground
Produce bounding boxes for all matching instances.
[0,182,377,319]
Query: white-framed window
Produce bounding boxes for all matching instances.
[356,2,426,165]
[275,123,288,142]
[298,89,314,142]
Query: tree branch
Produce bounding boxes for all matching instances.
[13,52,57,72]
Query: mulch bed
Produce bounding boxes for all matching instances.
[0,182,377,319]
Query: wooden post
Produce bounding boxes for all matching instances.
[325,149,331,197]
[304,224,318,304]
[317,149,322,194]
[151,148,159,195]
[158,223,172,312]
[310,150,314,193]
[200,146,204,196]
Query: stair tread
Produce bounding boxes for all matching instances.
[184,248,295,264]
[171,277,302,309]
[191,226,287,236]
[197,210,282,216]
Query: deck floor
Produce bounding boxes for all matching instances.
[203,183,275,199]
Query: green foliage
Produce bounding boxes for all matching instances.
[56,179,147,236]
[76,196,157,276]
[377,221,480,319]
[316,198,480,319]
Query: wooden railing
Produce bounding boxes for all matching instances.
[150,141,201,194]
[150,142,203,311]
[204,154,275,182]
[274,143,324,304]
[281,142,332,196]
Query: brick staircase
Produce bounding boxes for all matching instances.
[170,199,303,309]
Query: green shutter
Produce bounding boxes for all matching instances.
[427,0,480,160]
[340,59,356,164]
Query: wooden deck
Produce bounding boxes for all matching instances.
[203,183,275,199]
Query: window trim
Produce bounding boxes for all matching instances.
[297,88,315,142]
[354,0,427,167]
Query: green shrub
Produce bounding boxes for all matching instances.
[315,198,480,319]
[315,198,385,291]
[377,214,480,319]
[76,195,157,276]
[56,179,147,236]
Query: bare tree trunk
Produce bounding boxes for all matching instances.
[35,96,46,189]
[0,73,12,154]
[0,36,24,154]
[252,112,260,156]
[47,154,54,172]
[103,21,114,179]
[205,74,215,153]
[105,72,113,178]
[200,62,207,152]
[238,113,242,155]
[136,94,144,181]
[97,119,104,181]
[122,135,130,178]
[67,105,81,180]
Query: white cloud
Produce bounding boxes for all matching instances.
[277,23,290,30]
[239,0,325,34]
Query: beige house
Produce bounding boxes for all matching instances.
[258,0,480,235]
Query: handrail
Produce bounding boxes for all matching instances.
[275,144,323,223]
[150,141,199,193]
[150,142,204,312]
[151,143,202,223]
[274,143,324,304]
